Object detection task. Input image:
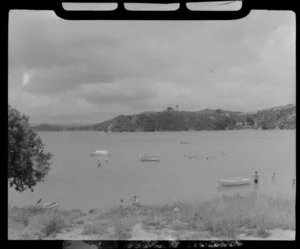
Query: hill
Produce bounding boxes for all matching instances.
[31,104,296,132]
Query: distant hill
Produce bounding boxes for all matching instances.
[254,104,296,130]
[31,123,84,132]
[31,104,296,132]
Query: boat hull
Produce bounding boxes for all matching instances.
[217,178,251,187]
[139,154,160,162]
[140,158,160,162]
[90,150,111,156]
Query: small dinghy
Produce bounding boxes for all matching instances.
[139,154,160,162]
[180,141,190,144]
[90,150,111,157]
[217,177,251,187]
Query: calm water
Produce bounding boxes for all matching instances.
[9,130,296,212]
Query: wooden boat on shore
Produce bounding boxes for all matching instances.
[39,202,59,209]
[217,177,251,187]
[139,154,160,162]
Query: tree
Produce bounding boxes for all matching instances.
[245,116,254,126]
[261,120,268,130]
[216,109,222,114]
[8,105,53,192]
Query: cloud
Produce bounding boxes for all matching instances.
[8,10,296,123]
[80,78,159,104]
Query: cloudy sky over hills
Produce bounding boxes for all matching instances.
[8,10,295,124]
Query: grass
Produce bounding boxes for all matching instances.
[169,194,295,238]
[8,205,81,239]
[112,220,133,240]
[8,194,295,240]
[81,221,111,237]
[139,194,295,239]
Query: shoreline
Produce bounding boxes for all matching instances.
[8,194,295,240]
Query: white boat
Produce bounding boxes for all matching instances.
[217,177,251,187]
[139,154,160,162]
[90,150,111,156]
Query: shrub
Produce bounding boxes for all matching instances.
[24,210,67,238]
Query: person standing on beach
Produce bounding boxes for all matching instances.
[253,171,259,184]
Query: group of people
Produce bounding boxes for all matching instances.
[253,171,295,185]
[120,195,139,208]
[253,171,275,184]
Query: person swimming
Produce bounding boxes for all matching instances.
[253,171,259,184]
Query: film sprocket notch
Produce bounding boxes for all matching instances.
[8,1,297,20]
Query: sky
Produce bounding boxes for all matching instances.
[8,9,295,125]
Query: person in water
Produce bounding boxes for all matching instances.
[253,171,259,184]
[97,160,102,167]
[272,172,276,180]
[131,195,140,206]
[120,199,125,208]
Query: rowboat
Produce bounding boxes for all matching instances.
[217,177,251,187]
[139,154,160,162]
[90,150,111,156]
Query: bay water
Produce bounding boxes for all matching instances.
[8,130,295,212]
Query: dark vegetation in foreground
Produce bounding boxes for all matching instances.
[8,194,295,240]
[8,105,53,192]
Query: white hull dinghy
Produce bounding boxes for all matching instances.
[139,154,160,162]
[90,150,111,157]
[217,177,251,187]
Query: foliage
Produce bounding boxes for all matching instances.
[8,105,53,192]
[8,206,72,239]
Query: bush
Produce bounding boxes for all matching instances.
[8,206,72,239]
[8,206,44,227]
[26,211,67,237]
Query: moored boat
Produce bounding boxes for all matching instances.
[217,177,251,187]
[139,154,160,162]
[180,141,190,144]
[90,150,111,156]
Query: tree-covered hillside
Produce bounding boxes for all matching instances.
[31,104,295,132]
